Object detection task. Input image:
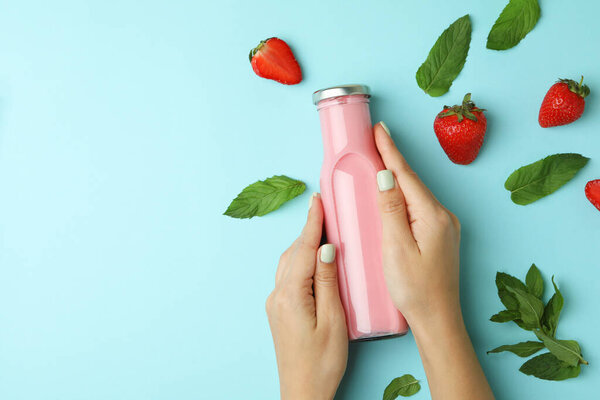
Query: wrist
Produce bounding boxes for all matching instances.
[409,310,471,376]
[407,297,464,336]
[402,297,462,333]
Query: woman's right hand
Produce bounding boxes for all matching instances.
[374,122,461,325]
[373,121,494,400]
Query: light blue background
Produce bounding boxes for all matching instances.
[0,1,599,399]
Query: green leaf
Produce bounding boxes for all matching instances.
[505,286,544,329]
[525,264,543,299]
[416,15,472,97]
[490,310,520,323]
[541,276,564,338]
[383,374,421,399]
[487,0,541,50]
[488,341,545,357]
[223,175,306,219]
[534,330,587,367]
[513,319,532,331]
[504,153,590,205]
[519,353,581,381]
[495,272,528,311]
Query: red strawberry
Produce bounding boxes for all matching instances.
[538,77,590,127]
[585,179,600,211]
[433,93,487,165]
[249,37,302,85]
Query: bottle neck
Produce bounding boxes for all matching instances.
[317,96,372,157]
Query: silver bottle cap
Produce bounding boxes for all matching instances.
[312,84,370,105]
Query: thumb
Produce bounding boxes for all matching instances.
[314,244,344,320]
[376,169,417,248]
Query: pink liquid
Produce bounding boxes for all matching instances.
[316,92,408,341]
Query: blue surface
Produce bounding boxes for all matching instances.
[0,1,599,399]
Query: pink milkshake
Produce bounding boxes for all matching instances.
[313,85,408,341]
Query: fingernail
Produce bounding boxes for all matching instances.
[308,192,318,208]
[377,170,395,192]
[380,121,391,137]
[320,244,336,263]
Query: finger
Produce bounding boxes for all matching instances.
[374,122,440,210]
[275,193,318,285]
[314,244,344,320]
[376,169,417,249]
[275,245,293,285]
[283,192,324,286]
[277,192,321,285]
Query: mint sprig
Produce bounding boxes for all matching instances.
[489,264,589,380]
[224,175,306,219]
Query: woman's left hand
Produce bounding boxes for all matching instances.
[266,193,348,400]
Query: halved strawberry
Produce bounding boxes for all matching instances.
[585,179,600,211]
[249,37,302,85]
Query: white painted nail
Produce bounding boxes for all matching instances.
[380,121,391,137]
[320,244,336,263]
[377,170,395,192]
[308,192,318,208]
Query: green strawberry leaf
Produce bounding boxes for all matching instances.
[541,276,564,338]
[223,175,305,219]
[525,263,543,299]
[383,374,421,399]
[487,0,541,50]
[416,15,471,97]
[490,310,520,323]
[488,341,545,357]
[534,330,588,367]
[519,353,581,381]
[504,286,544,330]
[504,153,590,205]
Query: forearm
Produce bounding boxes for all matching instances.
[409,307,495,400]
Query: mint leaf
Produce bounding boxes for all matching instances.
[505,286,543,330]
[490,310,520,323]
[416,15,471,97]
[224,175,305,219]
[541,276,564,338]
[519,353,581,381]
[487,0,541,50]
[513,319,531,331]
[534,330,588,367]
[488,341,544,357]
[383,374,420,399]
[495,272,528,311]
[505,153,590,205]
[525,264,543,299]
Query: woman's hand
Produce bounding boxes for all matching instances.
[266,193,348,400]
[374,122,494,400]
[374,122,461,326]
